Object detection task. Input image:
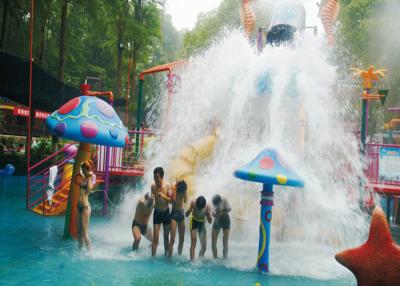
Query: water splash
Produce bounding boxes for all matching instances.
[94,30,369,279]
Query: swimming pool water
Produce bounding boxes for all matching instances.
[0,177,355,285]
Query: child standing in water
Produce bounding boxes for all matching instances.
[186,196,212,262]
[168,180,188,258]
[131,192,155,250]
[76,160,96,251]
[151,167,172,256]
[211,194,231,259]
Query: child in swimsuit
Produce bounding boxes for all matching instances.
[151,167,172,256]
[168,180,188,258]
[211,194,231,259]
[76,160,96,251]
[185,196,212,262]
[132,192,155,250]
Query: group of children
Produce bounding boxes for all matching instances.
[75,162,231,261]
[131,167,231,261]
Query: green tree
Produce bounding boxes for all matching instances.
[158,12,182,62]
[58,0,69,80]
[336,0,400,131]
[182,0,241,56]
[127,0,162,95]
[0,0,167,131]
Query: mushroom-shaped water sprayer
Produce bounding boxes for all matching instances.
[46,96,128,239]
[234,148,304,272]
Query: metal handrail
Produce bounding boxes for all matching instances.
[29,153,75,178]
[365,143,400,148]
[128,129,157,135]
[364,143,400,186]
[27,143,76,211]
[29,143,75,171]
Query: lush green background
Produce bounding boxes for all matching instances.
[335,0,400,133]
[1,0,399,144]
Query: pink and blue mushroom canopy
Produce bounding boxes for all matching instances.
[234,148,304,187]
[46,96,129,147]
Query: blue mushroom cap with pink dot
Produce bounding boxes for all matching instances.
[46,96,129,147]
[234,148,304,188]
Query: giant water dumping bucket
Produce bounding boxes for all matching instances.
[266,2,306,46]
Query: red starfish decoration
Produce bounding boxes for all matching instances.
[335,207,400,286]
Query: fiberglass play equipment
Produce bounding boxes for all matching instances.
[236,1,308,273]
[266,1,306,46]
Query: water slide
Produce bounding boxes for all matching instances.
[32,161,74,216]
[167,129,219,197]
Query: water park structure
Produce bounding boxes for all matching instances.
[2,0,400,285]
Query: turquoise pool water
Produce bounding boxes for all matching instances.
[0,177,355,285]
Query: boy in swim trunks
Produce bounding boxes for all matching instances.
[168,180,188,258]
[185,196,212,262]
[132,192,155,250]
[151,167,172,256]
[211,194,231,259]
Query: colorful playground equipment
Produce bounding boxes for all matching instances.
[234,148,304,272]
[135,60,186,142]
[253,1,307,48]
[167,128,219,197]
[28,144,76,215]
[319,0,340,45]
[351,66,388,148]
[46,95,128,239]
[265,2,305,46]
[348,66,400,226]
[335,207,400,286]
[135,60,221,198]
[30,145,76,216]
[350,67,400,237]
[240,0,256,38]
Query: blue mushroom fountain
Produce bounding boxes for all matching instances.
[234,148,304,272]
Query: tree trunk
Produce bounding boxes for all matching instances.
[0,0,9,49]
[51,135,59,153]
[131,43,139,98]
[58,0,69,81]
[116,19,124,98]
[131,0,142,101]
[37,3,51,66]
[131,59,137,97]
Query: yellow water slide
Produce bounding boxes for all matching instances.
[167,129,219,197]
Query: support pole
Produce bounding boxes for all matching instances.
[125,59,132,126]
[64,143,91,239]
[258,184,274,272]
[26,0,35,209]
[360,98,367,151]
[103,99,113,216]
[166,72,174,132]
[135,79,144,158]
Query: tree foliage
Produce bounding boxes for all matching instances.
[336,0,400,118]
[0,1,178,95]
[182,0,241,56]
[0,0,183,127]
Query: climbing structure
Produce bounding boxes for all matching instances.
[319,0,340,45]
[240,0,256,38]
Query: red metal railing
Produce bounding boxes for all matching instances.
[95,129,156,177]
[27,144,76,212]
[364,143,400,186]
[27,129,158,214]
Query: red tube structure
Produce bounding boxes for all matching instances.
[26,0,35,209]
